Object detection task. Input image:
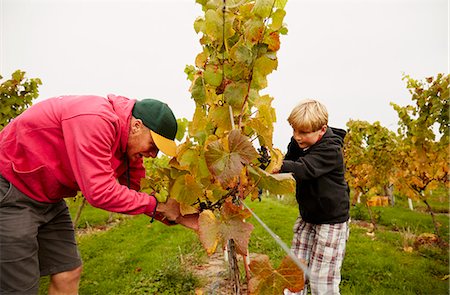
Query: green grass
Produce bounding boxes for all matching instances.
[39,195,449,294]
[39,202,205,294]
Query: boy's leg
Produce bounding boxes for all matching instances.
[309,222,349,295]
[284,217,315,295]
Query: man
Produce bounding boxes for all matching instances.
[0,94,197,294]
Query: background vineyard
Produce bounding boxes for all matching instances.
[37,189,449,294]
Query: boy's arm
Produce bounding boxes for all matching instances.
[281,145,342,180]
[284,137,302,161]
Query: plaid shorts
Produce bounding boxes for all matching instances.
[285,217,349,295]
[0,175,82,294]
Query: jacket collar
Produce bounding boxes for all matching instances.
[107,94,136,153]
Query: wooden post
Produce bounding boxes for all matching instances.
[227,239,241,295]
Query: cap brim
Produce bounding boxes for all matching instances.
[150,130,177,157]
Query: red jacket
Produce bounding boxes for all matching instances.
[0,94,156,215]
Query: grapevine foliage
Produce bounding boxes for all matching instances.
[344,120,398,200]
[0,70,42,130]
[390,73,449,198]
[248,254,305,294]
[390,74,449,237]
[142,0,301,293]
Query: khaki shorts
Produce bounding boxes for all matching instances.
[0,174,82,294]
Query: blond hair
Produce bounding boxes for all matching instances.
[287,99,328,131]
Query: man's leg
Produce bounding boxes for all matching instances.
[38,200,83,295]
[49,266,82,295]
[0,175,41,294]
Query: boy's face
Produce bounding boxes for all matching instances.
[292,125,327,149]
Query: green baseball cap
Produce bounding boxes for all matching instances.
[132,99,178,157]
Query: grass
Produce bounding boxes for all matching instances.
[39,194,449,294]
[39,201,205,294]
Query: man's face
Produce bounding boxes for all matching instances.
[127,118,159,161]
[293,125,327,149]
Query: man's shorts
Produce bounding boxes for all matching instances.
[0,174,82,294]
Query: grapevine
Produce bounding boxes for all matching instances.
[142,1,303,293]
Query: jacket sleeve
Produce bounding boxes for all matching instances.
[61,115,156,215]
[284,137,302,161]
[281,145,341,180]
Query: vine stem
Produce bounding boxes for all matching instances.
[237,0,278,129]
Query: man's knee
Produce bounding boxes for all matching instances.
[50,265,83,292]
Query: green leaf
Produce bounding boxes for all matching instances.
[170,174,203,206]
[224,81,248,108]
[205,9,222,42]
[191,77,206,103]
[184,65,196,81]
[204,64,223,87]
[230,41,254,65]
[244,19,265,44]
[193,17,205,34]
[175,118,188,141]
[209,105,233,134]
[252,0,273,18]
[248,166,295,195]
[270,9,286,30]
[275,0,287,9]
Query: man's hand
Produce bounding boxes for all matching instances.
[153,198,199,230]
[175,214,199,231]
[156,198,181,221]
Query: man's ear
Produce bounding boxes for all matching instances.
[131,117,144,134]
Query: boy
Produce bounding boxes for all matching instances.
[281,99,350,295]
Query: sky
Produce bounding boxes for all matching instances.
[1,0,448,150]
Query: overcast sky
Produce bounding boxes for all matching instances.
[1,0,448,150]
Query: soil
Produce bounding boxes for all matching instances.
[193,252,249,295]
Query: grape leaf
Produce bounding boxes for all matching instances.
[252,0,274,18]
[248,166,295,195]
[170,174,203,207]
[198,210,220,255]
[264,147,284,173]
[264,31,280,51]
[270,9,286,30]
[248,254,305,295]
[224,81,248,108]
[198,202,254,256]
[205,130,258,185]
[204,64,223,87]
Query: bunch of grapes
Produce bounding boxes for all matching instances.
[257,146,271,170]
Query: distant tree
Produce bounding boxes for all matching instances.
[344,120,398,229]
[0,70,42,130]
[390,73,449,238]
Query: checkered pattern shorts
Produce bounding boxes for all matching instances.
[284,217,349,295]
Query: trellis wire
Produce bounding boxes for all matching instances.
[241,200,311,279]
